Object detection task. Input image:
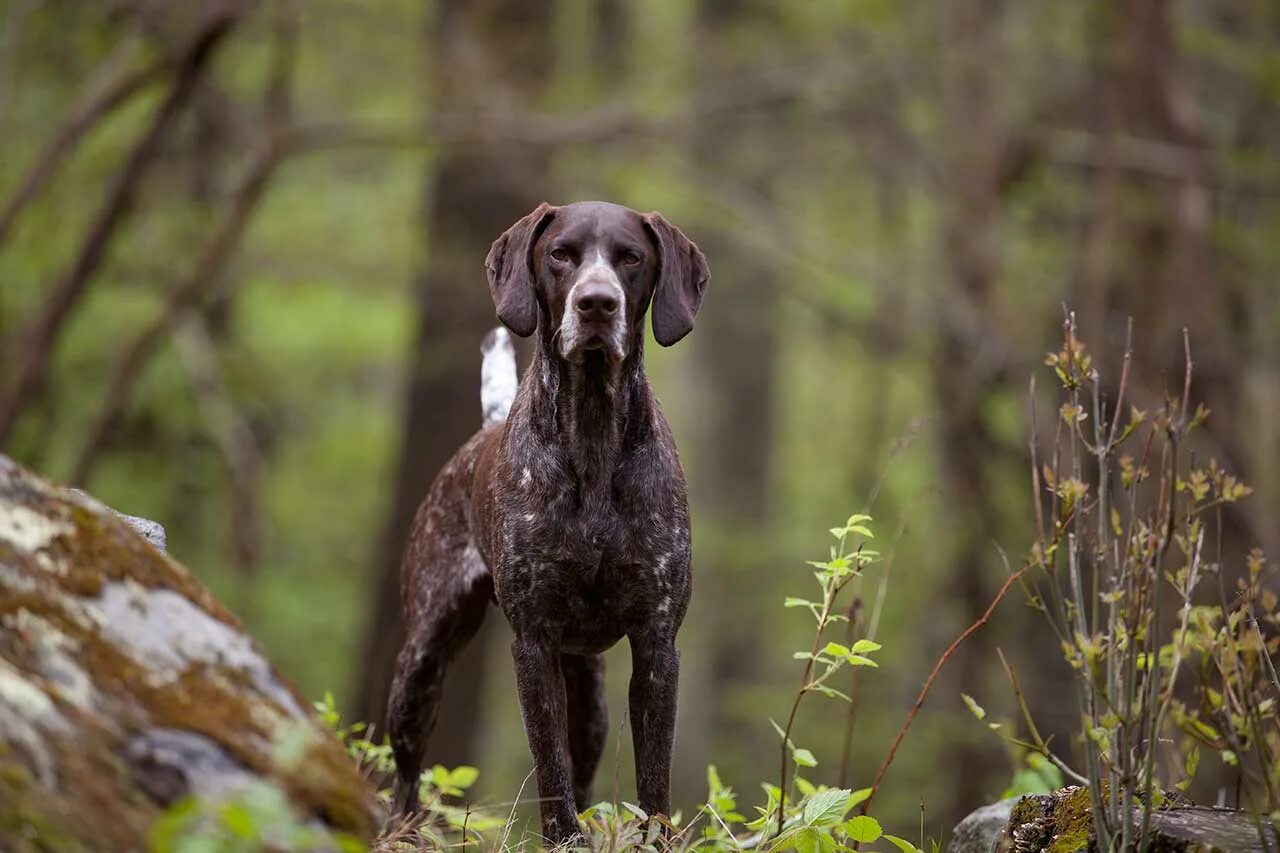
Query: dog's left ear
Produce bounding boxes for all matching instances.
[485,203,556,337]
[643,212,710,346]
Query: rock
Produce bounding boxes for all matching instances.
[0,455,379,849]
[951,786,1280,853]
[947,798,1016,853]
[69,489,168,552]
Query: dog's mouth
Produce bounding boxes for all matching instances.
[559,326,627,364]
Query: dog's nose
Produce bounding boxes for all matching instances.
[574,282,619,321]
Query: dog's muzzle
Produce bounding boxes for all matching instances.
[559,257,627,362]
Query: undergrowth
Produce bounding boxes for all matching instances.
[148,513,935,853]
[961,314,1279,850]
[145,313,1279,852]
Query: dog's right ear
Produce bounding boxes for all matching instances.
[485,203,556,338]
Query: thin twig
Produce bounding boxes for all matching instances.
[495,769,536,853]
[996,647,1087,785]
[171,318,265,584]
[857,562,1031,820]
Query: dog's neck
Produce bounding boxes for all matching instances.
[526,330,649,499]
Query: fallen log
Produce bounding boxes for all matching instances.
[948,786,1279,852]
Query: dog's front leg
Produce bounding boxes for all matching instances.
[511,632,579,843]
[628,629,680,820]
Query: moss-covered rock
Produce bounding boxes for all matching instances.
[0,455,379,851]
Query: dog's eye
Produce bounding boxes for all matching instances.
[550,248,572,263]
[620,251,642,266]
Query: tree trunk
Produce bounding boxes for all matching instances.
[676,0,780,795]
[931,0,1009,827]
[349,0,554,768]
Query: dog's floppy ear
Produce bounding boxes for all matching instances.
[643,212,709,346]
[485,203,556,337]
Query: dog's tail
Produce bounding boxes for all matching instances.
[480,327,517,427]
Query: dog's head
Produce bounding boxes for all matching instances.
[485,201,709,363]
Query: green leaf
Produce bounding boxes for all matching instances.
[850,639,882,655]
[846,655,879,667]
[785,597,814,608]
[448,765,479,789]
[793,748,818,767]
[803,788,852,826]
[823,642,851,658]
[961,693,986,720]
[884,833,924,853]
[220,801,257,838]
[842,815,883,843]
[811,684,852,702]
[1003,768,1055,799]
[850,525,874,538]
[845,788,872,810]
[847,514,872,525]
[623,802,648,820]
[794,828,821,853]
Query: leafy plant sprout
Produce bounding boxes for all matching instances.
[1010,311,1276,852]
[775,513,880,835]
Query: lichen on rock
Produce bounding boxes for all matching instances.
[0,454,379,850]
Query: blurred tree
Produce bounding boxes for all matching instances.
[678,0,782,788]
[0,7,240,446]
[1,0,1276,835]
[930,0,1014,816]
[350,0,556,769]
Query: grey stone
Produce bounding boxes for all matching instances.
[947,798,1016,853]
[68,487,167,552]
[0,454,378,846]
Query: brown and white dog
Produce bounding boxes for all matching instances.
[386,201,709,843]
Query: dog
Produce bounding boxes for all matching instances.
[386,201,709,843]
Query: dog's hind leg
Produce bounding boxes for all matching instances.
[562,652,608,810]
[387,541,491,816]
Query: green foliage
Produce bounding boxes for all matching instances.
[146,515,927,852]
[315,691,395,776]
[6,0,1280,836]
[1001,754,1064,801]
[1018,317,1280,849]
[148,782,363,853]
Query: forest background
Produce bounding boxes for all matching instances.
[1,0,1277,837]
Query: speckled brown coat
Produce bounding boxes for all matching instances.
[386,202,709,844]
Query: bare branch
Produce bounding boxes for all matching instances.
[0,38,163,249]
[0,17,236,448]
[69,138,283,485]
[67,0,298,484]
[287,58,860,153]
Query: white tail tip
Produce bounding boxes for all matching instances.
[480,327,517,427]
